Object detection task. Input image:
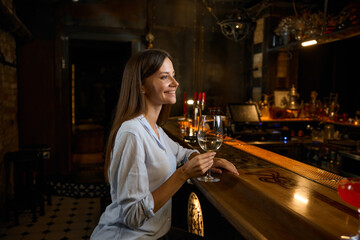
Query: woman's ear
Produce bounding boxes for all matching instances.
[141,85,146,94]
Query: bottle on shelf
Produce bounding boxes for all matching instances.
[259,94,270,119]
[201,92,205,112]
[192,92,202,131]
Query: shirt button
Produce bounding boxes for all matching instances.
[167,217,170,221]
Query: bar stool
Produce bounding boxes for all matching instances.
[20,144,52,206]
[4,150,45,224]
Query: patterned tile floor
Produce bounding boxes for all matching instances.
[0,196,101,240]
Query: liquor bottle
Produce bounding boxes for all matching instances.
[192,92,202,131]
[198,92,201,108]
[201,92,205,112]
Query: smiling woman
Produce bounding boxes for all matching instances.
[89,49,238,240]
[141,57,178,114]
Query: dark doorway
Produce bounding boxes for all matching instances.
[69,39,131,181]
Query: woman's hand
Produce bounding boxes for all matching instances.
[211,157,239,175]
[181,152,216,179]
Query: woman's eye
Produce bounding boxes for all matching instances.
[161,75,168,80]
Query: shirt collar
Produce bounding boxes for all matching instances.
[137,115,166,151]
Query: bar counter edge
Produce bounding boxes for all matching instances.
[163,117,359,240]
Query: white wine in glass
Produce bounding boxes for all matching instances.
[197,115,223,183]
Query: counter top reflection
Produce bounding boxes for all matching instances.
[164,117,358,240]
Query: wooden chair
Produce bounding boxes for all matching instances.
[4,150,45,224]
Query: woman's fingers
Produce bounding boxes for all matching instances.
[192,155,213,174]
[198,151,216,160]
[210,168,222,174]
[185,154,239,179]
[213,158,239,175]
[183,152,216,177]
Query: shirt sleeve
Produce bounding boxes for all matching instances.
[159,128,199,166]
[109,131,155,229]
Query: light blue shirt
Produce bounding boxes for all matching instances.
[91,115,198,240]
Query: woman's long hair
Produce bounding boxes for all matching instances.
[104,49,173,182]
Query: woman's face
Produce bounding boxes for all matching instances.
[142,57,179,106]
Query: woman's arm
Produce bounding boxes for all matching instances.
[189,152,239,175]
[151,151,215,212]
[211,157,239,175]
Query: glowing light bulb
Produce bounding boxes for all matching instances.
[301,40,317,47]
[187,99,194,105]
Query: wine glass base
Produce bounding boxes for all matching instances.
[197,176,220,183]
[340,235,359,240]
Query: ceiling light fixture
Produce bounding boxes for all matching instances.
[202,0,259,42]
[218,8,255,42]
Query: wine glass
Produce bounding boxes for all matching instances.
[197,115,223,183]
[337,178,360,240]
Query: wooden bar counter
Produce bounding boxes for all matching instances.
[163,117,359,240]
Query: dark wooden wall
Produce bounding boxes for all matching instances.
[15,0,252,175]
[15,0,359,176]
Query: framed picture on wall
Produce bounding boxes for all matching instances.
[274,90,289,108]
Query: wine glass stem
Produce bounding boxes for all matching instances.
[207,168,212,178]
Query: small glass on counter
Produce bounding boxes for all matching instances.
[178,118,197,143]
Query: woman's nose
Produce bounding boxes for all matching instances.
[170,77,179,87]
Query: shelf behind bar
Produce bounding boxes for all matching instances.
[268,25,360,52]
[260,116,360,128]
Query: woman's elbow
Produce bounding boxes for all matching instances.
[122,207,148,229]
